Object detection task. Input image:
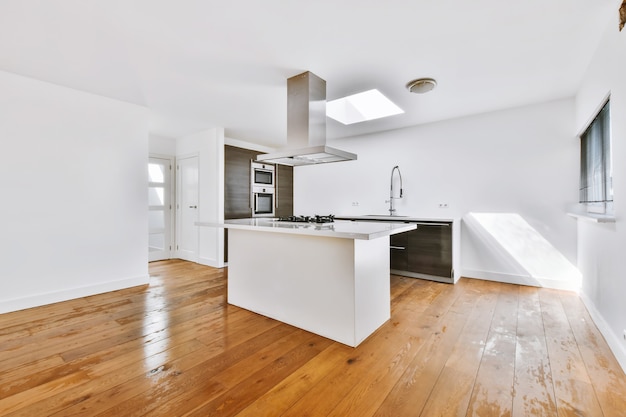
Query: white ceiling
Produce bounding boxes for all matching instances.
[0,0,617,148]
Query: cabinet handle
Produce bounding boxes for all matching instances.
[249,159,253,209]
[189,205,197,209]
[413,222,451,227]
[275,166,279,209]
[390,246,406,250]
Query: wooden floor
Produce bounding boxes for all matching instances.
[1,260,625,416]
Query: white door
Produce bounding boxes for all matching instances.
[148,156,174,262]
[176,156,199,262]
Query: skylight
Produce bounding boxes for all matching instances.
[326,89,403,125]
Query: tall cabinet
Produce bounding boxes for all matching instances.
[275,164,293,218]
[224,145,257,219]
[224,145,293,261]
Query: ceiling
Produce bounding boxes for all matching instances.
[0,0,617,148]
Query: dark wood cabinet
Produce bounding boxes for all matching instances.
[224,145,293,219]
[275,164,293,218]
[390,232,408,271]
[390,221,453,282]
[224,145,256,219]
[404,223,453,279]
[338,216,454,283]
[223,145,293,262]
[224,145,256,263]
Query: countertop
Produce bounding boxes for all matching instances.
[196,218,416,240]
[334,215,455,223]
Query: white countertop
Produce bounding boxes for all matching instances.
[197,218,416,240]
[334,215,455,223]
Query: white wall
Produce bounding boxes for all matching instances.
[295,98,580,288]
[0,70,150,314]
[177,128,225,267]
[149,133,176,156]
[575,14,626,371]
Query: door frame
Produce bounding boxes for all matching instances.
[148,154,175,262]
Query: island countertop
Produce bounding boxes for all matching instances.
[196,218,416,240]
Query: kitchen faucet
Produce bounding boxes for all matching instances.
[387,165,403,215]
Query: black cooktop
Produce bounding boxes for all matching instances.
[276,215,335,224]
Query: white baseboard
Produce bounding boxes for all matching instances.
[197,256,225,269]
[462,269,535,286]
[0,274,150,315]
[579,292,626,374]
[461,269,580,291]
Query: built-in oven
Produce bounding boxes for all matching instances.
[252,186,275,217]
[251,162,275,188]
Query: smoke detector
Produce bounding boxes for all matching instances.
[406,78,437,94]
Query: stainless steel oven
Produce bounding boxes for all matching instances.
[251,162,275,188]
[252,186,275,217]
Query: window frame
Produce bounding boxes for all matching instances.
[579,98,613,214]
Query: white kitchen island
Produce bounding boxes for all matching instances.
[198,218,416,347]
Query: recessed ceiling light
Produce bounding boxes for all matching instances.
[326,89,404,125]
[406,78,437,94]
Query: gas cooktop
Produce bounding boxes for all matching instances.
[276,215,335,224]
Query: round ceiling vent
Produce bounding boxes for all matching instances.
[406,78,437,94]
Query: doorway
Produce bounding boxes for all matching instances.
[148,156,174,261]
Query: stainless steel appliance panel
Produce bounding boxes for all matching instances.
[252,186,275,217]
[251,162,275,187]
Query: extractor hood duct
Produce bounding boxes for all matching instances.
[256,71,357,166]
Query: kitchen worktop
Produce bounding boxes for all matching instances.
[334,215,456,223]
[197,218,416,240]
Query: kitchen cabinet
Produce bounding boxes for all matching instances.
[224,145,293,219]
[394,222,453,281]
[224,145,256,219]
[336,216,454,283]
[224,145,293,261]
[275,164,293,218]
[389,231,408,271]
[224,145,256,263]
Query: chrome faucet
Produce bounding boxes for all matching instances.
[387,165,403,215]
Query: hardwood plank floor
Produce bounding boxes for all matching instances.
[1,259,625,416]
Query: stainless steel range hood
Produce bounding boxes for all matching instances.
[256,71,357,166]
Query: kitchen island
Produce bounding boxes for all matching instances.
[197,218,416,347]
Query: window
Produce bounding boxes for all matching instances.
[579,100,612,213]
